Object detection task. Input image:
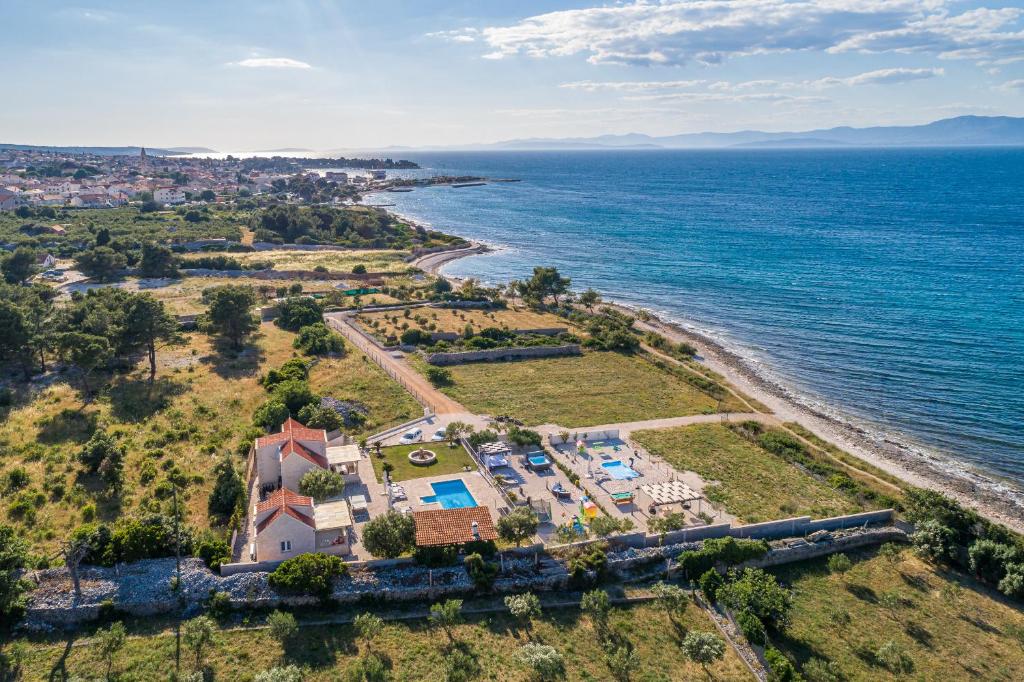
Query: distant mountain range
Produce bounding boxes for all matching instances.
[391,116,1024,151]
[0,143,217,156]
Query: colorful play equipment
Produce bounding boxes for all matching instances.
[580,496,599,519]
[571,516,586,536]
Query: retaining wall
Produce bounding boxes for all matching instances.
[425,344,581,366]
[547,429,621,445]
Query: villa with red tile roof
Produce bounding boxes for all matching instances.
[254,417,329,493]
[252,487,352,562]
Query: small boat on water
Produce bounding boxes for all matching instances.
[385,187,414,192]
[492,178,522,183]
[451,182,486,188]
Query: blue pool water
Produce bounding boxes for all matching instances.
[421,479,477,509]
[602,460,640,480]
[369,149,1024,485]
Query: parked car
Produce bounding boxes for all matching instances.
[431,427,447,442]
[399,428,422,444]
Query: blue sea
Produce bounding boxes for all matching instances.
[367,149,1024,485]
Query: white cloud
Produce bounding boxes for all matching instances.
[998,79,1024,91]
[560,80,706,92]
[624,92,830,105]
[232,57,312,69]
[464,1,1024,66]
[426,28,479,44]
[810,67,945,87]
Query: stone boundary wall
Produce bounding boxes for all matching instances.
[428,328,566,343]
[425,343,581,366]
[24,525,903,629]
[181,267,388,283]
[547,429,621,446]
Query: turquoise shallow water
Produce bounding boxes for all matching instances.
[368,149,1024,483]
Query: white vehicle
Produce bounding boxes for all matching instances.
[430,427,447,442]
[399,428,422,445]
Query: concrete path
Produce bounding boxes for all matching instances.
[324,312,466,415]
[534,412,775,440]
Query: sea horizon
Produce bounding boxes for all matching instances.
[364,148,1024,491]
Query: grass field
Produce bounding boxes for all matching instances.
[11,600,751,681]
[632,423,864,522]
[357,306,565,342]
[773,546,1024,681]
[0,324,419,556]
[429,350,746,427]
[367,443,477,483]
[182,248,415,274]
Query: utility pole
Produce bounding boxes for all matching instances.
[172,482,181,587]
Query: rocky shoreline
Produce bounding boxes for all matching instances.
[411,236,1024,534]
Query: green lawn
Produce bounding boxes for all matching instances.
[772,546,1024,681]
[11,600,751,681]
[429,350,744,427]
[632,423,864,522]
[367,443,477,483]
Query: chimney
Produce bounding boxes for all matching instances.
[471,520,480,540]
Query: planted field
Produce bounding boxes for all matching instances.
[12,600,751,681]
[358,305,565,342]
[432,350,743,427]
[0,325,418,555]
[632,423,864,522]
[773,546,1024,681]
[367,442,477,483]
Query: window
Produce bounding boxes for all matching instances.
[280,540,292,553]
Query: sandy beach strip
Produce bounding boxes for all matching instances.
[411,241,1024,534]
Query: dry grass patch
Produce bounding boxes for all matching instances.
[774,547,1024,681]
[632,423,863,522]
[12,601,751,681]
[213,249,414,273]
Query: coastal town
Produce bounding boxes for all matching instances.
[0,143,1022,682]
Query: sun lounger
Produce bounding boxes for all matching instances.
[551,483,572,500]
[350,494,369,512]
[390,485,407,501]
[486,455,509,470]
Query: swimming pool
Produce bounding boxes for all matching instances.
[601,460,640,480]
[420,479,478,509]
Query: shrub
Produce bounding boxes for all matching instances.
[717,568,791,630]
[298,468,346,502]
[271,379,319,415]
[207,590,233,620]
[912,519,958,563]
[294,322,345,355]
[78,430,124,475]
[567,544,608,588]
[425,366,453,387]
[681,631,725,673]
[736,609,766,645]
[253,400,290,430]
[580,589,611,636]
[765,647,799,682]
[648,512,687,534]
[275,297,324,331]
[677,537,769,578]
[195,533,231,571]
[517,643,564,681]
[262,358,310,389]
[496,508,539,546]
[362,510,416,559]
[268,553,347,599]
[505,592,542,624]
[296,403,343,432]
[255,666,303,682]
[351,264,367,274]
[464,552,498,591]
[208,456,243,518]
[267,609,299,645]
[698,569,725,602]
[3,468,30,493]
[802,658,843,682]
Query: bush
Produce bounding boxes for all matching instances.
[517,643,563,681]
[195,533,231,571]
[677,537,769,578]
[912,519,958,563]
[262,358,310,389]
[298,468,346,502]
[351,264,367,274]
[271,378,320,415]
[765,647,799,682]
[414,544,459,567]
[275,297,324,331]
[362,510,416,559]
[296,403,343,432]
[255,666,303,682]
[699,569,725,602]
[268,553,347,599]
[294,322,345,355]
[425,366,453,387]
[253,400,290,430]
[267,609,299,645]
[496,508,539,546]
[207,590,233,620]
[717,568,791,630]
[464,552,498,591]
[208,456,243,519]
[567,544,608,589]
[736,609,766,645]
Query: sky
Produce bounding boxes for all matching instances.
[4,0,1024,150]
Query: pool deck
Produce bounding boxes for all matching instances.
[546,437,736,532]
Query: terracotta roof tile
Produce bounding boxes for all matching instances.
[414,506,497,547]
[281,439,329,469]
[256,488,312,514]
[255,417,327,450]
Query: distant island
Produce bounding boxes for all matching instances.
[400,115,1024,151]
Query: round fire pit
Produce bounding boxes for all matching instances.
[408,448,438,466]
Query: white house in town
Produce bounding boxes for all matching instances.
[154,187,187,205]
[254,417,329,493]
